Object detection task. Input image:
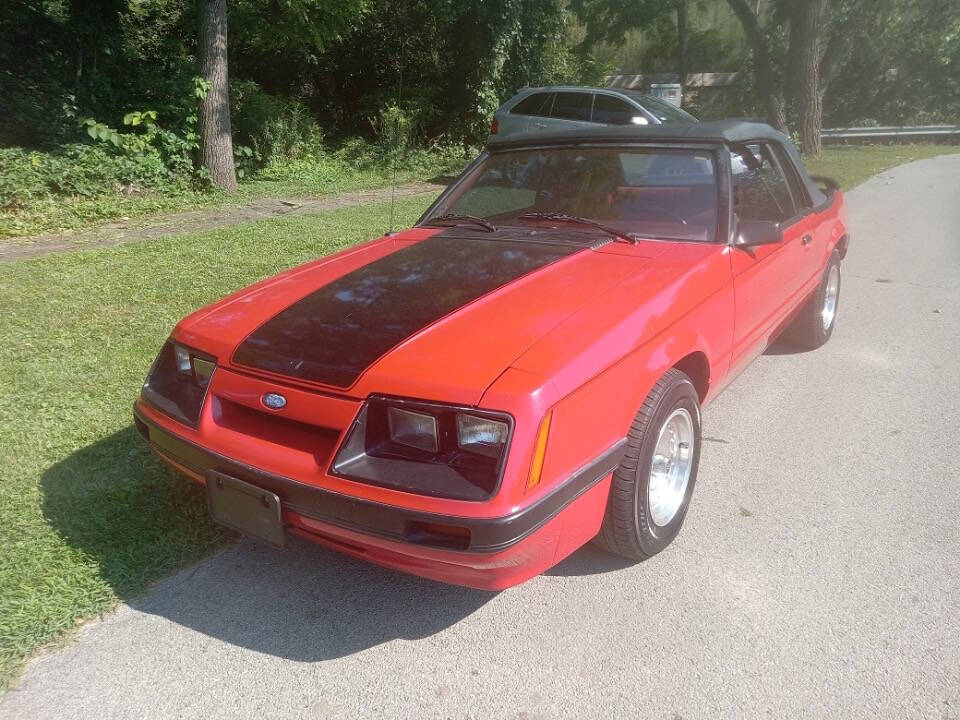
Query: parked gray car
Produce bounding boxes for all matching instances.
[490,86,698,139]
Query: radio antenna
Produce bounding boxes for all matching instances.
[387,39,404,235]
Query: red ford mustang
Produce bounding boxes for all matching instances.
[134,120,849,590]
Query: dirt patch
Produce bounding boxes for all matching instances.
[0,181,444,263]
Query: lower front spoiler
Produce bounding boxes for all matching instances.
[134,402,625,589]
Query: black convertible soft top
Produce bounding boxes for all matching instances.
[487,119,827,206]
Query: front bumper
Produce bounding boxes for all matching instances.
[134,402,625,589]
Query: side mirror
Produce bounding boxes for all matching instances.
[734,218,782,247]
[630,116,650,126]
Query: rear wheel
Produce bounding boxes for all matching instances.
[786,250,841,349]
[594,368,702,560]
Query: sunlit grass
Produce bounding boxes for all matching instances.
[808,143,960,189]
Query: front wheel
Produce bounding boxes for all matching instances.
[594,368,702,560]
[786,250,841,349]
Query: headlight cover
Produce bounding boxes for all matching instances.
[141,340,217,427]
[331,396,513,501]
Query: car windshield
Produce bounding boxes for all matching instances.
[423,147,718,242]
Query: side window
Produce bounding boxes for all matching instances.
[770,143,810,210]
[592,94,638,125]
[550,92,592,122]
[731,143,797,223]
[510,93,553,117]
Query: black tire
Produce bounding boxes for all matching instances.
[785,250,842,349]
[594,368,702,561]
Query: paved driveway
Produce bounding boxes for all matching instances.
[3,155,959,720]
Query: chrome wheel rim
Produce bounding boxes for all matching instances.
[822,264,840,332]
[647,408,695,527]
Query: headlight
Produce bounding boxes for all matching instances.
[331,396,513,501]
[388,407,439,453]
[141,340,217,427]
[456,413,509,458]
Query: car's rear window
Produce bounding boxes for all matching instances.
[425,147,718,243]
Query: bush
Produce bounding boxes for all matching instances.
[0,144,176,212]
[230,80,324,164]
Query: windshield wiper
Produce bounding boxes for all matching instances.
[421,214,497,233]
[518,212,637,245]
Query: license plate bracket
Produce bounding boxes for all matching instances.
[206,471,285,548]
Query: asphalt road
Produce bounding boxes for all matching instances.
[4,155,959,720]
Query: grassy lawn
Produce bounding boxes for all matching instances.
[807,143,960,190]
[0,141,955,689]
[0,194,432,687]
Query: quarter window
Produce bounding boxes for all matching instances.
[550,92,592,121]
[730,143,797,223]
[510,93,553,117]
[591,94,638,125]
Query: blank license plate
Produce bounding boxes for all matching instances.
[206,471,285,548]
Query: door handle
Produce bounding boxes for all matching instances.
[534,122,547,128]
[801,234,813,247]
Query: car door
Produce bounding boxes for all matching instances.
[728,142,810,370]
[771,141,830,297]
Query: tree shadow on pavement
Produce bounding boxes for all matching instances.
[41,426,495,662]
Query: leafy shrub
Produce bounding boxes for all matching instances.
[370,103,414,158]
[231,80,324,164]
[0,145,164,211]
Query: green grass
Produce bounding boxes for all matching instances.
[808,144,960,190]
[0,194,432,688]
[0,149,467,239]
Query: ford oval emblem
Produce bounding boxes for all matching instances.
[262,392,287,410]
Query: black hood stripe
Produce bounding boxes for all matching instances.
[232,232,585,388]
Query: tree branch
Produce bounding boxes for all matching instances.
[726,0,773,67]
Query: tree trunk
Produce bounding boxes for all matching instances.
[676,0,688,87]
[726,0,788,133]
[792,0,828,156]
[197,0,237,191]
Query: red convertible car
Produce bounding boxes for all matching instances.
[134,120,849,590]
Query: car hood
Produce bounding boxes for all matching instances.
[175,226,657,405]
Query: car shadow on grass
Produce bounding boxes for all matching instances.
[41,426,495,662]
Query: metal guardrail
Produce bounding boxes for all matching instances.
[822,125,960,141]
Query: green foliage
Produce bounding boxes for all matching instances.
[371,103,414,156]
[0,145,166,208]
[231,81,325,165]
[313,0,586,144]
[823,0,960,126]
